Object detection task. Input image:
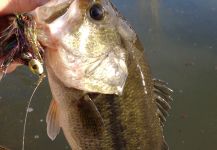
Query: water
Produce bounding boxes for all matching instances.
[0,0,217,149]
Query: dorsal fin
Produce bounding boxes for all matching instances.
[153,79,173,150]
[153,78,173,127]
[46,99,61,141]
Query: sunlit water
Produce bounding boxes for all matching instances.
[0,0,217,150]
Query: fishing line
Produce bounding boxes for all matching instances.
[22,74,46,150]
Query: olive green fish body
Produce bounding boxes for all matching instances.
[35,0,172,149]
[90,39,164,150]
[45,38,166,150]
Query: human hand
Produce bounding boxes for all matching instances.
[0,0,50,15]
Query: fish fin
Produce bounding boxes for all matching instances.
[153,78,173,127]
[153,79,172,150]
[77,95,104,136]
[46,99,60,141]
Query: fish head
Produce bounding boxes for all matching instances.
[36,0,137,95]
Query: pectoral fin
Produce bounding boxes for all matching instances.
[77,94,104,136]
[46,99,60,141]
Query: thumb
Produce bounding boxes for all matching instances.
[0,0,49,15]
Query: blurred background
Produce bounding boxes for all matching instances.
[0,0,217,149]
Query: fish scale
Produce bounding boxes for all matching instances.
[95,95,127,149]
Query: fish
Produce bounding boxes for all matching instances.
[33,0,173,149]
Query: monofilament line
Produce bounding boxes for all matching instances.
[22,74,46,150]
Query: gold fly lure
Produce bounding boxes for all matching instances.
[0,13,46,150]
[0,13,45,78]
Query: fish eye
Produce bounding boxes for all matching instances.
[89,4,104,21]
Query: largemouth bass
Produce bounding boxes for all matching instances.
[34,0,173,149]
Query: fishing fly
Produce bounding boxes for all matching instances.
[0,13,44,76]
[0,13,46,150]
